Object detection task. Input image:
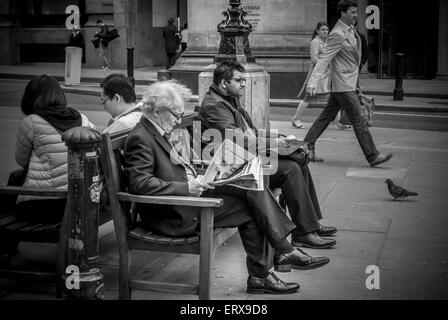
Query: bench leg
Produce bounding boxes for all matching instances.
[119,248,132,300]
[199,208,214,300]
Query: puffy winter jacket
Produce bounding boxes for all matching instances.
[15,113,95,203]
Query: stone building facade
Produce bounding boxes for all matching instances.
[0,0,446,98]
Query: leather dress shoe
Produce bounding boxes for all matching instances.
[247,272,299,294]
[291,119,304,129]
[274,248,330,272]
[370,153,393,167]
[316,224,337,237]
[291,232,336,249]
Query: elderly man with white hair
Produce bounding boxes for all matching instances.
[124,80,330,295]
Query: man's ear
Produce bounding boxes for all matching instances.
[114,94,121,103]
[221,79,227,89]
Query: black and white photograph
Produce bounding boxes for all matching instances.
[0,0,447,312]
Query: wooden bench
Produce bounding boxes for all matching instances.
[99,122,237,300]
[0,186,69,297]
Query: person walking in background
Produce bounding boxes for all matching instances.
[292,22,331,131]
[180,23,188,53]
[335,22,369,130]
[163,17,179,69]
[304,0,392,167]
[94,20,111,71]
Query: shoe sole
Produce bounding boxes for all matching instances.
[291,241,336,249]
[370,155,393,167]
[247,287,299,294]
[274,258,330,272]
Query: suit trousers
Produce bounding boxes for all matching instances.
[206,188,295,278]
[304,91,379,163]
[268,159,322,236]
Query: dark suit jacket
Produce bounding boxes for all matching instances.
[163,24,179,54]
[198,84,307,164]
[68,31,84,48]
[124,117,200,237]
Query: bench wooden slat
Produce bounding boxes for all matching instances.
[117,192,223,207]
[0,214,22,228]
[0,186,67,197]
[3,220,34,232]
[128,226,200,245]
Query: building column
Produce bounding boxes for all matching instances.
[437,0,448,78]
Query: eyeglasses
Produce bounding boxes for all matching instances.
[231,77,246,84]
[100,96,111,105]
[165,108,184,121]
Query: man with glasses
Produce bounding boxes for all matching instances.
[100,74,143,134]
[124,80,329,295]
[199,62,337,251]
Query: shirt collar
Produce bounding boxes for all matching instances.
[145,115,166,137]
[111,102,141,121]
[339,19,354,32]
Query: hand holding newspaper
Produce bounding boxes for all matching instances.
[200,139,264,191]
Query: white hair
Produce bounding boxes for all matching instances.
[141,80,192,117]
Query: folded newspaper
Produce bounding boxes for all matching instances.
[200,139,264,191]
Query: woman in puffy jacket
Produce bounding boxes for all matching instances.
[14,75,95,221]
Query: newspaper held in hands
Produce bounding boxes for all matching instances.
[200,139,264,191]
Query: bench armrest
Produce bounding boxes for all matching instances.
[116,192,223,208]
[0,186,68,197]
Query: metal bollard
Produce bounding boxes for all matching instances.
[393,53,405,101]
[62,126,104,300]
[127,47,135,88]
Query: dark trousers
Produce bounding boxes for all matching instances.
[208,188,295,278]
[268,159,322,236]
[304,91,379,163]
[166,52,176,69]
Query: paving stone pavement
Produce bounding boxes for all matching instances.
[0,110,447,300]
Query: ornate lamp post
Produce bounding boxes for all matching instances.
[199,0,271,130]
[215,0,255,64]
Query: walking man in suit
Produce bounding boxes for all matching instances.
[305,0,393,167]
[124,81,330,294]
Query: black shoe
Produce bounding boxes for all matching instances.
[247,272,299,294]
[274,248,330,272]
[370,153,393,167]
[291,232,336,249]
[316,224,337,237]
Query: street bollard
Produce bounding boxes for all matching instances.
[127,47,135,88]
[61,126,104,300]
[393,53,405,101]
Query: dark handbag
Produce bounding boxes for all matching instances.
[91,38,100,49]
[107,28,120,41]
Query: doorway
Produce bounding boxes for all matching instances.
[327,0,439,79]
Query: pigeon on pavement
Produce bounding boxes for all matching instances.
[385,179,418,200]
